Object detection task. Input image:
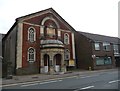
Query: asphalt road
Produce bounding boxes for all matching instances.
[2,69,120,91]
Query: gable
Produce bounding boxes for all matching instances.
[17,8,75,31]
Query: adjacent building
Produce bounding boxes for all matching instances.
[2,8,76,76]
[75,31,120,70]
[0,33,5,77]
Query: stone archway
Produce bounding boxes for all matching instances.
[43,54,50,73]
[40,48,66,74]
[53,54,62,72]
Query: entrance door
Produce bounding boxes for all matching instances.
[115,57,120,67]
[54,54,62,72]
[44,54,50,73]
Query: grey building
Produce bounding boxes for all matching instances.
[0,33,5,77]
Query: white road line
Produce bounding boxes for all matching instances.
[21,83,38,87]
[109,80,120,84]
[21,80,62,87]
[22,80,41,85]
[0,85,2,88]
[1,83,22,87]
[58,80,63,82]
[39,80,57,85]
[80,75,99,79]
[74,86,94,91]
[80,76,92,78]
[81,86,94,90]
[65,76,78,79]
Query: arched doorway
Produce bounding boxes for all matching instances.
[54,54,62,72]
[44,54,50,73]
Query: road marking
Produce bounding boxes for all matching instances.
[74,86,94,91]
[80,76,92,78]
[81,86,94,90]
[1,83,22,87]
[22,80,41,85]
[0,85,2,88]
[21,83,38,87]
[80,74,99,79]
[58,80,63,82]
[109,80,120,84]
[39,80,57,85]
[21,80,62,87]
[65,76,78,79]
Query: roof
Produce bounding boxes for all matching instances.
[78,31,120,44]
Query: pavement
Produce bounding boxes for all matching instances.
[1,68,118,86]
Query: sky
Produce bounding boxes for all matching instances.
[0,0,119,37]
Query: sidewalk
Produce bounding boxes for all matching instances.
[1,68,118,85]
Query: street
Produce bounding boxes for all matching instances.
[1,69,120,90]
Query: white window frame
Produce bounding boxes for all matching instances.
[64,33,69,45]
[103,42,111,51]
[113,44,119,54]
[27,47,36,62]
[28,27,36,42]
[94,42,100,50]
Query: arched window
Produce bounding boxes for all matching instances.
[64,33,69,45]
[28,48,35,62]
[28,27,36,42]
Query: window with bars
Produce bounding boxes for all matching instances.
[28,48,35,62]
[64,33,69,45]
[28,27,36,42]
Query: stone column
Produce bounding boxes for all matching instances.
[49,52,55,74]
[61,52,66,73]
[40,53,44,73]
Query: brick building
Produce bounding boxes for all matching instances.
[2,8,76,76]
[75,31,120,70]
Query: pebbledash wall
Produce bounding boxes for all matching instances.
[2,8,76,76]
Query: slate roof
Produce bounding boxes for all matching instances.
[78,31,120,44]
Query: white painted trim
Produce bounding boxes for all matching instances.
[19,10,73,31]
[16,23,23,69]
[58,30,61,37]
[40,26,44,34]
[72,33,75,59]
[19,10,53,22]
[41,16,60,28]
[23,22,40,27]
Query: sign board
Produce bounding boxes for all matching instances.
[69,60,75,66]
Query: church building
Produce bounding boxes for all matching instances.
[2,8,76,75]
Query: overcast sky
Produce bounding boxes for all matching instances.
[0,0,119,37]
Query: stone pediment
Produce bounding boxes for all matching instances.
[16,8,76,31]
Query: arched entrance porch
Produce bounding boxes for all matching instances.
[44,54,50,73]
[53,54,62,72]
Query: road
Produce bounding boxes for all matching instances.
[1,69,120,91]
